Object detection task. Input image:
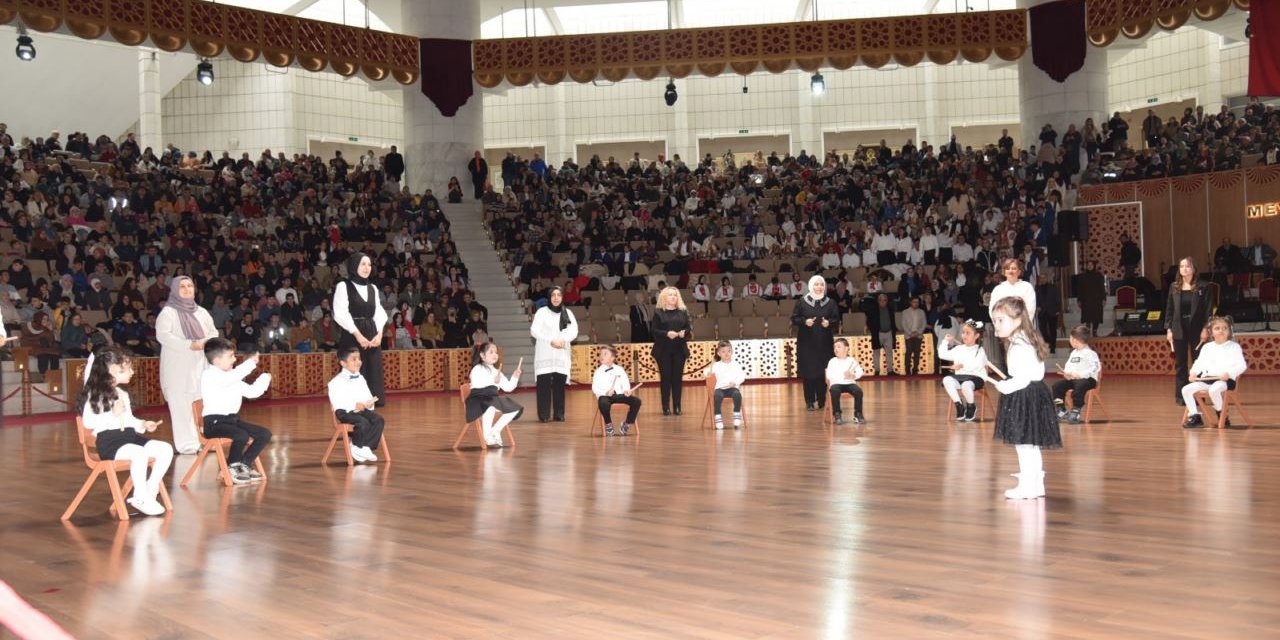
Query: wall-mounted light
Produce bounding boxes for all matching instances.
[197,59,215,86]
[15,25,35,61]
[811,72,826,96]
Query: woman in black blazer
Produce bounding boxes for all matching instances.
[1164,257,1212,405]
[650,286,692,415]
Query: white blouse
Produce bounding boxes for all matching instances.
[989,279,1037,321]
[825,356,865,385]
[81,388,143,435]
[709,361,747,389]
[993,334,1045,394]
[530,307,579,376]
[938,341,989,377]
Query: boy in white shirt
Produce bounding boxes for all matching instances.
[1051,325,1102,424]
[1182,317,1249,428]
[825,338,866,424]
[591,345,640,436]
[708,341,746,429]
[200,337,273,485]
[328,346,386,461]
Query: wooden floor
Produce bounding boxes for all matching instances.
[3,377,1279,639]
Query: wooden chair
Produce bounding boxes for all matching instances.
[1180,380,1253,429]
[321,412,392,466]
[453,384,516,449]
[62,418,174,521]
[946,386,993,422]
[1064,371,1110,422]
[179,399,267,487]
[699,374,748,429]
[588,398,642,437]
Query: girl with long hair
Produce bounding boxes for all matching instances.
[1164,256,1212,405]
[464,341,524,447]
[989,297,1059,500]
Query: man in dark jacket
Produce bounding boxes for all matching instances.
[1120,234,1142,281]
[467,151,488,200]
[384,145,404,183]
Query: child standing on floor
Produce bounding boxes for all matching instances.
[328,345,387,462]
[1052,325,1102,425]
[989,297,1060,500]
[1182,316,1248,428]
[825,338,866,425]
[465,341,524,447]
[591,345,641,436]
[78,346,172,516]
[708,340,747,429]
[939,320,989,422]
[200,338,273,485]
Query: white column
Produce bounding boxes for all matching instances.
[670,78,694,164]
[795,72,820,157]
[922,64,945,147]
[550,83,569,164]
[1017,0,1108,151]
[138,50,162,152]
[401,0,482,195]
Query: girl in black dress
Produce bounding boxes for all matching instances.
[989,297,1059,500]
[792,275,841,410]
[333,253,387,405]
[650,286,691,415]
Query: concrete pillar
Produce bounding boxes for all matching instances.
[138,50,162,152]
[670,78,694,164]
[1017,0,1108,154]
[401,0,483,195]
[795,72,821,157]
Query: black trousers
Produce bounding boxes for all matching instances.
[712,388,742,420]
[802,377,826,407]
[338,332,385,405]
[203,414,272,466]
[1038,313,1059,353]
[905,336,923,375]
[1051,378,1097,407]
[472,179,485,199]
[654,350,687,411]
[597,394,641,424]
[334,409,386,449]
[1173,335,1196,401]
[536,372,567,420]
[829,383,863,415]
[36,354,60,373]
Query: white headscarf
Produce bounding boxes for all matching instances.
[804,274,828,306]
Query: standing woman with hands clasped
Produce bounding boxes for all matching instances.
[651,286,692,415]
[1165,256,1212,406]
[793,275,841,411]
[334,253,388,406]
[155,276,218,454]
[531,285,579,422]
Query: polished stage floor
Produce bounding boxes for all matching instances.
[2,377,1278,639]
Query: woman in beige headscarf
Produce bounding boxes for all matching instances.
[155,276,217,454]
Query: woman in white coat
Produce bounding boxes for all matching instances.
[530,285,578,422]
[155,276,217,454]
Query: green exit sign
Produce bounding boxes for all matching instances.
[1146,97,1159,104]
[348,136,359,141]
[738,129,749,134]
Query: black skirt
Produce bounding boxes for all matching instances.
[994,383,1061,448]
[465,390,525,423]
[950,374,985,390]
[95,428,151,460]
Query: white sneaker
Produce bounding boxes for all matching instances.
[350,444,371,462]
[733,416,743,428]
[360,446,378,462]
[127,496,165,516]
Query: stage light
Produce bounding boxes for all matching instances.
[664,81,677,106]
[1244,17,1251,39]
[810,72,825,96]
[197,59,215,86]
[15,27,34,61]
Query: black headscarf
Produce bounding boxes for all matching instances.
[546,286,570,331]
[346,252,371,286]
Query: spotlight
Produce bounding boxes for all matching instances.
[197,59,214,86]
[810,72,825,96]
[1244,17,1252,39]
[15,27,35,61]
[664,80,677,106]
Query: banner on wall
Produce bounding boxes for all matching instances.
[420,39,475,117]
[1029,0,1086,83]
[1250,1,1280,96]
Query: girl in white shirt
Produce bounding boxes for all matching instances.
[939,320,989,423]
[990,297,1060,500]
[591,345,640,436]
[825,338,866,425]
[708,341,747,429]
[465,341,524,446]
[77,347,171,516]
[1052,325,1102,424]
[714,277,735,308]
[1182,316,1248,428]
[692,275,711,312]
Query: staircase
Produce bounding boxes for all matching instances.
[448,201,535,387]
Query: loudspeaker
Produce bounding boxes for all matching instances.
[1078,210,1089,242]
[1056,210,1078,239]
[1218,300,1264,323]
[1048,234,1070,266]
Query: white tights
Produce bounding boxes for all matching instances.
[1014,444,1043,477]
[1182,381,1229,415]
[942,377,976,403]
[482,407,517,442]
[114,440,173,503]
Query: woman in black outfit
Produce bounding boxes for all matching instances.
[1164,256,1212,406]
[650,286,691,415]
[333,252,387,405]
[792,275,841,410]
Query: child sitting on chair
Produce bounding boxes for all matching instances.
[1182,316,1248,428]
[708,340,747,429]
[1052,325,1101,424]
[826,338,866,425]
[465,341,524,447]
[328,345,386,462]
[591,345,640,436]
[78,346,171,516]
[939,319,989,422]
[200,338,273,484]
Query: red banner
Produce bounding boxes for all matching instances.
[1249,3,1280,96]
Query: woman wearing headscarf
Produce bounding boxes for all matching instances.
[21,311,60,382]
[334,252,388,405]
[792,274,841,411]
[155,275,218,454]
[530,285,579,422]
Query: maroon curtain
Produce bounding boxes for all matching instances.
[420,39,474,117]
[1029,0,1086,83]
[1249,5,1280,96]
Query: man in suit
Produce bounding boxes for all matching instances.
[1120,233,1142,281]
[466,150,488,200]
